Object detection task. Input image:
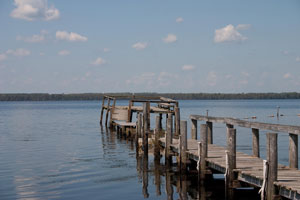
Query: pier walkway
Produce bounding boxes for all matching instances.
[102,99,300,200]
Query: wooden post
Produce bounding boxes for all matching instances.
[136,113,142,148]
[180,121,187,171]
[266,133,278,200]
[168,113,173,143]
[105,98,111,126]
[200,124,208,180]
[127,100,133,122]
[100,97,105,124]
[252,128,260,157]
[147,102,150,130]
[289,133,298,169]
[165,114,172,166]
[143,103,149,156]
[159,113,162,131]
[225,128,236,200]
[109,98,116,127]
[154,116,161,162]
[206,121,213,144]
[191,119,197,140]
[175,107,180,138]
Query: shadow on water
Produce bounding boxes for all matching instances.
[102,126,261,200]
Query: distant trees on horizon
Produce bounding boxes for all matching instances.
[1,92,300,101]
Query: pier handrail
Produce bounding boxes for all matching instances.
[190,115,300,134]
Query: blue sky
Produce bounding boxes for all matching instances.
[0,0,300,93]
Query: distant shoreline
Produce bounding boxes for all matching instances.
[1,92,300,101]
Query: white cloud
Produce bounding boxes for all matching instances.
[236,24,251,30]
[182,65,195,71]
[0,54,7,62]
[6,48,31,57]
[103,48,110,52]
[284,73,292,79]
[282,50,289,55]
[214,24,248,43]
[207,71,217,86]
[241,71,250,77]
[10,0,60,21]
[163,34,177,43]
[296,56,300,62]
[58,50,70,56]
[39,52,45,56]
[91,57,106,65]
[132,42,148,50]
[17,30,47,43]
[56,31,88,42]
[176,17,184,23]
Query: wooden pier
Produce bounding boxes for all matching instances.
[102,99,300,200]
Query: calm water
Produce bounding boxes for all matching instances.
[0,100,300,199]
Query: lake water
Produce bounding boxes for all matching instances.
[0,100,300,199]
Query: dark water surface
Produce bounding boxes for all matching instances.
[0,100,300,199]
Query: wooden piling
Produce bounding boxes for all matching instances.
[136,113,142,148]
[143,103,149,156]
[289,133,298,169]
[154,116,161,162]
[191,119,197,140]
[109,98,116,127]
[168,113,173,143]
[159,113,162,131]
[165,114,172,166]
[105,98,110,126]
[225,128,236,200]
[200,124,208,180]
[252,128,260,157]
[175,107,180,138]
[100,97,105,124]
[180,120,187,171]
[266,133,278,200]
[127,100,133,123]
[206,121,213,144]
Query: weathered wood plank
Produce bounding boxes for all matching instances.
[190,115,300,134]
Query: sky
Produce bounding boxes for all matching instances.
[0,0,300,93]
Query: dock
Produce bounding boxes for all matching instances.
[100,98,300,200]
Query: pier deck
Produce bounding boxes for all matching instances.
[159,138,300,199]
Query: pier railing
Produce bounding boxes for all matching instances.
[190,115,299,169]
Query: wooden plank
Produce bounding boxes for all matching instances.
[190,115,300,134]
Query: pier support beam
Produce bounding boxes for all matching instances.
[200,124,208,180]
[175,107,180,138]
[191,119,197,140]
[154,116,161,163]
[252,128,260,157]
[289,133,298,169]
[100,97,105,124]
[143,102,150,156]
[105,98,111,126]
[158,113,163,131]
[136,113,142,151]
[180,120,188,172]
[165,113,172,166]
[225,128,236,200]
[266,133,278,200]
[206,121,213,144]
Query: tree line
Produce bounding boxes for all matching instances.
[1,92,300,101]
